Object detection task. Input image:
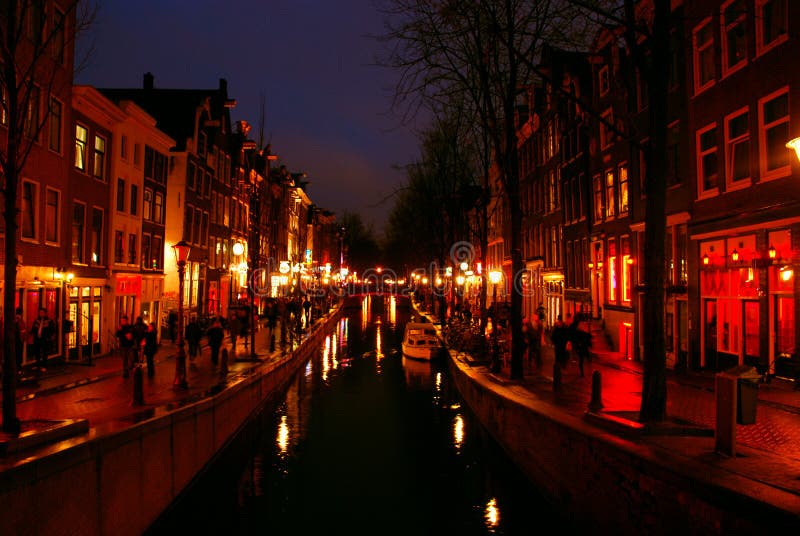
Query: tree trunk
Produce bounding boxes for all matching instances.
[639,0,670,422]
[3,147,20,434]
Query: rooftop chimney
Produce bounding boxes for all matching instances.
[219,78,227,94]
[143,72,154,90]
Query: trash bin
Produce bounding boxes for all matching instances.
[725,365,760,424]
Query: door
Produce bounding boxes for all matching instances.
[743,300,759,368]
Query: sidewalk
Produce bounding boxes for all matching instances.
[0,315,321,461]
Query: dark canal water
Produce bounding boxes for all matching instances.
[150,296,559,535]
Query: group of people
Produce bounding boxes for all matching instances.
[550,313,592,377]
[115,316,158,378]
[9,307,56,373]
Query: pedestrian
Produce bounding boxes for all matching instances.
[143,322,158,378]
[186,316,202,361]
[116,315,135,378]
[30,308,55,371]
[266,299,278,351]
[207,316,224,366]
[569,313,591,377]
[132,316,147,365]
[229,312,241,352]
[167,311,177,344]
[14,308,26,374]
[302,297,312,328]
[550,315,570,370]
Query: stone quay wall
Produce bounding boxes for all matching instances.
[0,308,342,536]
[446,351,799,534]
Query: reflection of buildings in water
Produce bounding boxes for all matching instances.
[484,497,500,530]
[453,413,465,453]
[389,295,397,325]
[402,356,432,389]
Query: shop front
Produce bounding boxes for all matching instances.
[67,281,105,362]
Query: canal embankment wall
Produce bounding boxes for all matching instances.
[0,307,342,536]
[446,351,799,534]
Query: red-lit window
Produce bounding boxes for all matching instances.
[621,236,631,303]
[756,0,787,56]
[775,296,794,357]
[608,240,617,303]
[593,174,603,224]
[605,170,615,219]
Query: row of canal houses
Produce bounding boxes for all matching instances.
[485,0,799,377]
[2,5,338,365]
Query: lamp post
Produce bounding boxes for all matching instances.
[488,270,502,372]
[173,240,191,389]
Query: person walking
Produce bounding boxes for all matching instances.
[302,297,312,328]
[186,316,202,361]
[31,308,55,372]
[143,322,158,378]
[131,316,148,366]
[570,314,591,377]
[228,312,241,353]
[206,316,225,366]
[116,316,135,378]
[551,315,570,369]
[14,308,27,374]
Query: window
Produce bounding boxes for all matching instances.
[116,179,125,212]
[202,212,209,246]
[548,172,556,212]
[608,240,617,303]
[141,234,151,270]
[52,8,65,63]
[757,0,787,54]
[25,86,40,139]
[196,167,204,196]
[187,162,196,190]
[153,192,164,224]
[185,205,193,243]
[114,230,124,263]
[725,108,750,187]
[759,88,790,179]
[133,143,141,167]
[600,109,613,149]
[45,188,59,243]
[130,184,138,216]
[194,207,202,245]
[605,170,615,219]
[143,188,153,221]
[593,174,603,223]
[75,125,88,171]
[49,98,62,152]
[721,0,747,75]
[197,132,207,156]
[621,236,631,303]
[120,135,128,160]
[93,135,106,180]
[72,203,85,263]
[128,234,137,265]
[693,19,715,94]
[697,124,719,194]
[144,145,154,178]
[90,208,103,265]
[618,164,629,214]
[152,236,164,270]
[204,171,211,197]
[598,65,610,96]
[21,180,37,239]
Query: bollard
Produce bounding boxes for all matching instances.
[553,362,562,392]
[132,362,145,406]
[220,348,229,375]
[588,370,604,412]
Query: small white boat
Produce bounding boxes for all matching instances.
[401,322,442,361]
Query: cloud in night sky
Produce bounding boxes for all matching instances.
[76,0,424,234]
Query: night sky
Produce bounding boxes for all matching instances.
[76,0,423,234]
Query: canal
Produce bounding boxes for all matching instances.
[150,296,566,534]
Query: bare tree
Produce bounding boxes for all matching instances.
[0,0,95,433]
[380,0,585,380]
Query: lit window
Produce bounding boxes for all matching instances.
[608,255,617,303]
[697,124,719,194]
[759,88,790,180]
[618,164,629,214]
[721,0,747,75]
[93,135,106,180]
[593,174,603,224]
[605,170,615,219]
[693,19,715,94]
[75,124,88,170]
[725,108,750,187]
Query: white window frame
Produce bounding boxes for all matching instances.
[756,0,788,57]
[93,134,107,181]
[724,106,751,191]
[758,86,791,182]
[693,18,716,95]
[720,0,748,78]
[696,122,720,198]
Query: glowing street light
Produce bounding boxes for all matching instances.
[172,240,191,389]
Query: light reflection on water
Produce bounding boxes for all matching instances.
[154,300,558,534]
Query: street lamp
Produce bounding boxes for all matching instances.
[172,240,191,389]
